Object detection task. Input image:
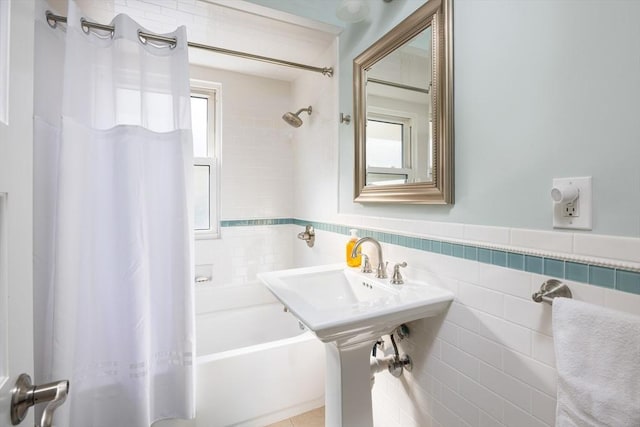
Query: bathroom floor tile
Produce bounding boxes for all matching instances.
[291,407,324,426]
[265,407,325,427]
[265,420,293,427]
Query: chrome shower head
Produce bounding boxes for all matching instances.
[282,106,312,128]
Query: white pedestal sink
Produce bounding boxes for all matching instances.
[258,264,454,427]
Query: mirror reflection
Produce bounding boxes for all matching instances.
[354,0,453,204]
[365,26,433,186]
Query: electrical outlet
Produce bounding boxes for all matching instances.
[552,177,592,230]
[563,201,579,217]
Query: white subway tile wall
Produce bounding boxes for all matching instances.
[298,227,640,427]
[291,40,340,222]
[195,225,295,287]
[573,233,640,264]
[462,224,511,246]
[107,0,337,81]
[509,229,574,255]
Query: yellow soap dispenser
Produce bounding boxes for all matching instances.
[346,229,362,267]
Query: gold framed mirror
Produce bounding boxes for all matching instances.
[354,0,453,204]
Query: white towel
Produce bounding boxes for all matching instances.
[553,298,640,427]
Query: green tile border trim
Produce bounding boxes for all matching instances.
[220,218,294,227]
[220,217,640,297]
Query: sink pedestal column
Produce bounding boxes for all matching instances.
[324,340,374,427]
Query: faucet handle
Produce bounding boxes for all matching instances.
[390,262,407,285]
[361,253,373,273]
[376,261,388,279]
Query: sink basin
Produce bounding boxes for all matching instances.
[258,263,454,344]
[259,264,454,427]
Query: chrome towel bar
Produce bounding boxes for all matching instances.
[532,279,572,305]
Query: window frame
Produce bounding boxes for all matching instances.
[366,110,415,183]
[190,79,221,240]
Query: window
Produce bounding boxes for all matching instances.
[366,112,413,185]
[190,80,221,239]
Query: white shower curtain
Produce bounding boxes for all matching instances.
[34,1,195,426]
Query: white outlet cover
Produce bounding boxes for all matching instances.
[552,176,592,230]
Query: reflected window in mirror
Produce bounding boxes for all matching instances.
[366,115,412,186]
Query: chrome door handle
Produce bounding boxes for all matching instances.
[10,373,69,427]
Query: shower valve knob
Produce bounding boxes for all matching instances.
[297,225,315,247]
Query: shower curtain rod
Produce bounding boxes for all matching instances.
[45,11,334,77]
[367,78,430,94]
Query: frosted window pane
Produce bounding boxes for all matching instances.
[116,88,141,126]
[367,120,403,168]
[191,96,208,157]
[194,165,210,230]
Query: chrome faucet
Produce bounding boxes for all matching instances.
[351,237,387,279]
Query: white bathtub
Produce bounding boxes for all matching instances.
[192,282,326,427]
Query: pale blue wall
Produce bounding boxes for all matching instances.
[249,0,640,238]
[339,0,640,237]
[444,0,640,237]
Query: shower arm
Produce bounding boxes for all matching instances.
[293,107,312,117]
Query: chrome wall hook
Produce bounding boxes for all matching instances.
[339,113,351,124]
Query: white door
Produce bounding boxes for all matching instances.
[0,0,36,425]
